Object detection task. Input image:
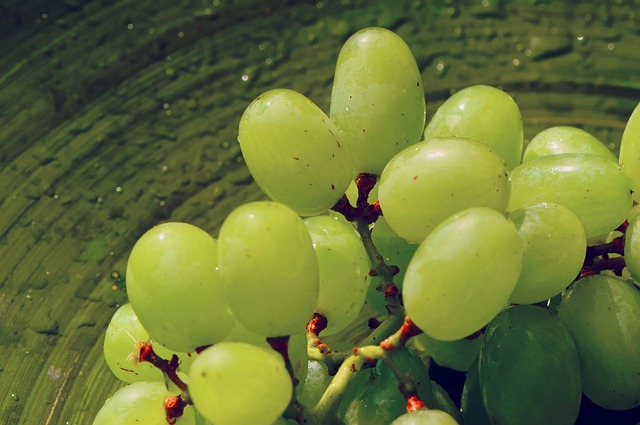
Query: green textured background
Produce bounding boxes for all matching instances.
[1,1,639,424]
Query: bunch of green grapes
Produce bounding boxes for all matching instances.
[93,26,640,425]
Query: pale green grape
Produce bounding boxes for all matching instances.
[238,88,354,216]
[409,332,482,372]
[189,342,292,425]
[288,331,309,385]
[479,305,582,425]
[296,360,333,408]
[619,101,640,203]
[379,137,510,244]
[625,213,640,281]
[304,212,370,335]
[507,202,586,304]
[508,153,633,238]
[424,84,523,169]
[93,381,195,425]
[103,303,164,383]
[330,27,426,175]
[403,207,523,341]
[218,201,319,337]
[126,222,234,353]
[523,126,616,163]
[223,320,270,349]
[390,409,460,425]
[558,275,640,410]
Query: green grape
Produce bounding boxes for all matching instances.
[629,203,640,223]
[288,331,309,385]
[238,88,354,216]
[379,137,511,244]
[523,126,616,163]
[188,342,292,425]
[508,153,633,238]
[330,27,426,175]
[625,213,640,281]
[557,275,640,410]
[460,360,493,425]
[93,381,196,425]
[223,320,271,349]
[103,303,164,383]
[424,84,523,169]
[390,409,460,425]
[126,222,234,353]
[304,213,371,335]
[410,332,482,372]
[479,305,582,425]
[341,348,433,425]
[296,360,333,408]
[507,202,587,305]
[619,101,640,203]
[429,381,464,424]
[218,201,319,337]
[403,207,523,341]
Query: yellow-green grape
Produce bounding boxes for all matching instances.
[304,213,370,335]
[424,84,523,169]
[93,381,196,425]
[409,332,482,372]
[296,360,333,408]
[390,410,460,425]
[218,201,319,337]
[619,101,640,203]
[625,213,640,281]
[558,275,640,410]
[379,137,510,244]
[288,331,309,386]
[189,342,292,425]
[103,303,164,383]
[479,305,582,425]
[126,222,234,353]
[507,203,587,305]
[629,203,640,223]
[238,88,354,216]
[523,126,616,163]
[403,207,523,341]
[508,153,633,238]
[330,27,426,175]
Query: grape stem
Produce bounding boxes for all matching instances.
[580,225,627,277]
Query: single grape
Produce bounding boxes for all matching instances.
[93,381,196,425]
[619,101,640,203]
[297,360,333,408]
[625,213,640,281]
[424,84,523,169]
[218,201,319,337]
[403,207,523,340]
[330,27,426,175]
[126,222,234,353]
[304,212,371,335]
[479,305,582,425]
[460,359,493,425]
[188,342,292,425]
[238,88,354,216]
[508,153,633,238]
[523,126,616,163]
[390,409,460,425]
[507,202,586,304]
[103,303,164,383]
[379,137,510,244]
[429,381,464,424]
[557,275,640,410]
[410,332,482,372]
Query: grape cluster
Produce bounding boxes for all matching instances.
[93,27,640,425]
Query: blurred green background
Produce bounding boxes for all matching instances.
[1,0,639,423]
